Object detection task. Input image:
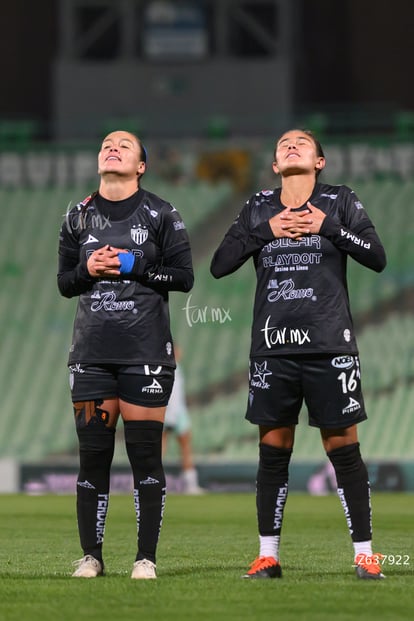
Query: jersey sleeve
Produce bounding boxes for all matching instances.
[210,198,275,278]
[131,204,194,293]
[57,210,95,298]
[319,185,387,272]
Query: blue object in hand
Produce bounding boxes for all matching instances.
[118,252,135,274]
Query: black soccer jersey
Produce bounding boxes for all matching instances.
[58,188,193,367]
[211,182,386,357]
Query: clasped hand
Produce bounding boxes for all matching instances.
[268,201,326,239]
[87,244,128,277]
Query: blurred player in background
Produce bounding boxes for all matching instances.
[211,129,387,580]
[163,347,205,494]
[58,130,193,580]
[307,460,337,495]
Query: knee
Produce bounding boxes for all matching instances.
[327,442,366,477]
[258,444,292,482]
[124,420,163,470]
[77,424,115,470]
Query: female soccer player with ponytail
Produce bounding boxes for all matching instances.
[58,130,193,579]
[211,129,386,580]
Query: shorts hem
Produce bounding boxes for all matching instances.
[309,415,368,429]
[71,392,117,403]
[119,395,170,407]
[245,416,298,427]
[245,415,368,429]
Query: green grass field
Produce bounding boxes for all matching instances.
[0,493,412,621]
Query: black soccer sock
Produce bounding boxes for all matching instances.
[76,427,115,563]
[256,443,292,536]
[124,420,166,564]
[327,442,372,542]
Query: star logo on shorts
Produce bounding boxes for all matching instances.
[253,361,272,384]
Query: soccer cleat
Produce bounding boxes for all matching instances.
[72,555,103,578]
[242,556,282,579]
[354,553,386,580]
[131,559,157,579]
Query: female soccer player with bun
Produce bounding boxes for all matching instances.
[58,130,193,579]
[210,129,386,580]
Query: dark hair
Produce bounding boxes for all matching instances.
[273,129,325,177]
[117,131,147,183]
[303,129,325,159]
[137,138,147,182]
[119,131,147,180]
[129,133,147,164]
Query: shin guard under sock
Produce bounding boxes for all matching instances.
[256,443,292,536]
[327,442,372,542]
[76,427,115,562]
[124,420,165,564]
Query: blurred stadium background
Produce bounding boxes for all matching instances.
[0,0,413,492]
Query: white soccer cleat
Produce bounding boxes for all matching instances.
[131,559,157,579]
[72,555,103,578]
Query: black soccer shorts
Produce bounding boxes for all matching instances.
[69,363,175,407]
[245,354,367,428]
